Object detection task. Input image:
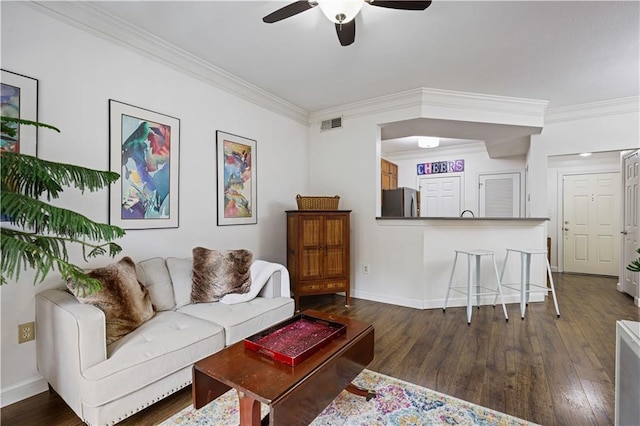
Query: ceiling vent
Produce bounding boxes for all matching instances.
[320,117,342,131]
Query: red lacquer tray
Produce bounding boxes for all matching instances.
[243,314,347,366]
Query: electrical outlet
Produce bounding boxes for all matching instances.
[18,322,35,343]
[362,264,370,274]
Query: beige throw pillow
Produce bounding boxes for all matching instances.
[136,257,176,311]
[67,257,155,345]
[191,247,253,303]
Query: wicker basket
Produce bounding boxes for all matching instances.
[296,194,340,210]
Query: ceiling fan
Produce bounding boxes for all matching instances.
[263,0,432,46]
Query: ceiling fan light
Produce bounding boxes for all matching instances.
[316,0,365,24]
[418,137,440,148]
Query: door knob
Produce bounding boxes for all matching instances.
[564,228,569,231]
[621,231,628,235]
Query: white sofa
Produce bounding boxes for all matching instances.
[35,257,294,426]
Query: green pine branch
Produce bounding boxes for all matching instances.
[0,229,118,291]
[627,248,640,273]
[1,191,124,241]
[1,152,120,200]
[1,116,59,137]
[1,116,125,292]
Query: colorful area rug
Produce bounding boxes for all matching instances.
[161,369,536,425]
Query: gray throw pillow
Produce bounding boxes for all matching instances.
[191,247,253,303]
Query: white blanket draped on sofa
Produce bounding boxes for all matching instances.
[221,260,291,304]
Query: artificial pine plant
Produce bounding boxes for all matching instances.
[628,248,640,273]
[1,116,125,293]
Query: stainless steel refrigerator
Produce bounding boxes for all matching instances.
[382,187,418,217]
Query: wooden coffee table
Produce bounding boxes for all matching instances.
[192,310,375,426]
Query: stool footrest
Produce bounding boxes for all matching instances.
[449,286,503,296]
[501,283,554,293]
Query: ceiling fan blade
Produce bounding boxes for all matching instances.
[368,1,432,11]
[263,1,314,23]
[335,21,356,46]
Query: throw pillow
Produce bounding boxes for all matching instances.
[66,257,155,345]
[166,257,193,309]
[136,257,176,311]
[191,247,253,303]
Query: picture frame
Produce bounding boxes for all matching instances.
[109,100,180,229]
[216,130,257,225]
[1,69,38,156]
[1,70,38,224]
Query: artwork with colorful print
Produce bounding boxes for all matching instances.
[109,100,180,229]
[216,131,257,225]
[1,70,38,224]
[0,70,37,156]
[1,83,20,153]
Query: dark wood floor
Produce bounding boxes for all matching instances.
[2,273,638,425]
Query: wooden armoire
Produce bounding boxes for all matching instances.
[286,210,351,311]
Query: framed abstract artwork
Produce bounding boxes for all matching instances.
[216,131,257,225]
[1,70,38,223]
[1,69,38,156]
[109,100,180,229]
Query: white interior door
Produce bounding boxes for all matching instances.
[563,172,621,275]
[621,151,639,298]
[479,172,521,217]
[418,176,461,217]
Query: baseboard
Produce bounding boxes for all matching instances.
[1,374,48,408]
[351,289,423,310]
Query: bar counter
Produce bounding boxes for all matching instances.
[366,216,550,309]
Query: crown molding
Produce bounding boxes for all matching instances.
[309,88,425,124]
[310,87,548,127]
[29,1,309,126]
[383,141,487,161]
[545,96,640,124]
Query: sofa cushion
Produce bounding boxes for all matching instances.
[166,257,193,309]
[81,310,225,407]
[135,257,176,311]
[66,257,155,345]
[177,296,295,345]
[191,247,253,303]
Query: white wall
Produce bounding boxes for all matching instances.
[387,145,526,215]
[0,3,309,405]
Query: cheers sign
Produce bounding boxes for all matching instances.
[417,159,465,175]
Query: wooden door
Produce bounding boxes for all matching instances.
[298,214,324,280]
[324,214,348,278]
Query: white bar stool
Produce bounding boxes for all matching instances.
[443,249,509,324]
[496,248,560,319]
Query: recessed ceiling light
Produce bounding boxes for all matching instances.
[418,137,440,148]
[579,152,592,157]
